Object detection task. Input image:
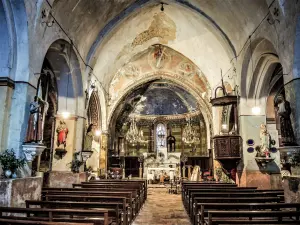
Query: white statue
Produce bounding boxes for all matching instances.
[257,124,271,158]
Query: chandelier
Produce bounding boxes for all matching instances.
[125,118,146,146]
[182,118,199,145]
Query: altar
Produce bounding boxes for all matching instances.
[143,148,181,182]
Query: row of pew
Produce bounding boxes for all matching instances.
[0,179,147,225]
[182,181,300,225]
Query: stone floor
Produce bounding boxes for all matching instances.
[132,186,191,225]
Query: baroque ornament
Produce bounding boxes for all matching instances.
[125,118,146,146]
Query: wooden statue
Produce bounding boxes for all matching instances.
[275,95,296,145]
[84,124,94,151]
[25,96,48,143]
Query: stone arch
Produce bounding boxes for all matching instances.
[44,39,84,115]
[240,38,278,100]
[108,74,212,149]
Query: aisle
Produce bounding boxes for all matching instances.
[133,186,191,225]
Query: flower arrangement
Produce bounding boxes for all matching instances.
[0,149,26,178]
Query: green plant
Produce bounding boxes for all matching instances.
[67,152,83,173]
[0,149,26,173]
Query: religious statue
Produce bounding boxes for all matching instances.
[275,95,296,145]
[190,165,201,181]
[256,124,271,158]
[25,96,49,143]
[56,120,68,149]
[83,124,94,151]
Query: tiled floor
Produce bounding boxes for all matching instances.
[132,186,191,225]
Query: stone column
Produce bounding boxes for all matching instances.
[0,80,13,151]
[99,132,108,176]
[7,83,36,157]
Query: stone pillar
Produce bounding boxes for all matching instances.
[0,80,13,151]
[99,132,108,176]
[237,115,282,189]
[6,83,36,157]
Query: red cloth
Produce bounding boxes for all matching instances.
[57,128,68,146]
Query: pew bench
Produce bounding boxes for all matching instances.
[41,190,137,218]
[41,195,129,224]
[206,210,300,225]
[189,192,285,214]
[196,202,300,225]
[0,207,111,225]
[0,219,94,225]
[26,200,122,225]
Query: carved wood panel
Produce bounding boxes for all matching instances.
[214,135,241,159]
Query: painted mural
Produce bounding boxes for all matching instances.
[109,45,211,114]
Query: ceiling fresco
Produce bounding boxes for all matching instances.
[131,81,198,115]
[108,45,210,113]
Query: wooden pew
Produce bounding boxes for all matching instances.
[72,183,144,207]
[207,210,300,225]
[182,187,258,207]
[42,195,128,225]
[0,207,111,225]
[0,219,94,225]
[189,191,285,214]
[190,196,281,220]
[88,180,147,200]
[41,190,137,218]
[197,202,300,225]
[26,200,121,225]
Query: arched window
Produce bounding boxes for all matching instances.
[156,123,166,148]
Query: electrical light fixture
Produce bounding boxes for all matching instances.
[95,130,101,136]
[62,111,70,119]
[251,106,261,115]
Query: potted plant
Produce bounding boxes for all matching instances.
[0,149,26,178]
[68,152,83,173]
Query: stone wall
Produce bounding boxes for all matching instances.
[45,171,87,188]
[283,176,300,203]
[0,177,42,207]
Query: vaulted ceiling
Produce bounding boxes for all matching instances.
[49,0,270,89]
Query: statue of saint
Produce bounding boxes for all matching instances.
[256,124,271,157]
[56,120,68,149]
[190,165,201,181]
[25,96,48,143]
[83,124,94,151]
[275,95,296,145]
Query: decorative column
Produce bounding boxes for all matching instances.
[99,132,108,177]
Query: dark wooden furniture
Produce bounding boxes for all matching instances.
[0,207,111,225]
[213,135,241,160]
